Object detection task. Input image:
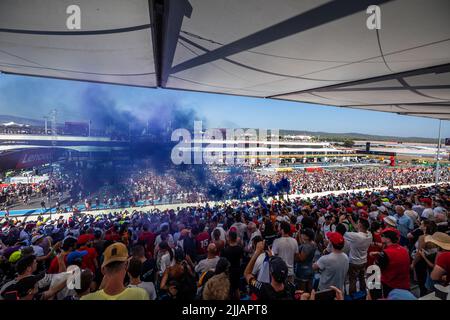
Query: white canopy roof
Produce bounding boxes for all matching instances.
[1,0,449,119]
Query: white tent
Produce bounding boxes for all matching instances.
[1,0,449,119]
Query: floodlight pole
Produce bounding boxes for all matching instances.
[435,119,442,185]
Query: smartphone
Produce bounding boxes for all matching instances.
[314,289,336,301]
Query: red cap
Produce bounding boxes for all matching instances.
[381,227,400,238]
[326,232,344,246]
[346,207,353,214]
[419,198,432,205]
[77,233,94,245]
[359,210,369,219]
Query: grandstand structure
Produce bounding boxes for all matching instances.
[0,132,129,170]
[187,138,357,166]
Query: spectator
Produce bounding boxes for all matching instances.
[81,242,149,300]
[202,257,231,300]
[344,217,372,295]
[245,241,293,300]
[373,228,410,297]
[427,232,450,285]
[313,232,349,292]
[295,228,317,292]
[272,221,299,281]
[127,258,156,300]
[195,243,220,275]
[221,230,244,299]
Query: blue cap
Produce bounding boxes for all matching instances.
[67,250,88,265]
[387,289,417,300]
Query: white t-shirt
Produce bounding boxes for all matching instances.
[128,282,156,300]
[158,252,174,276]
[344,231,372,265]
[369,210,379,221]
[433,206,447,217]
[316,252,349,292]
[155,234,174,248]
[231,222,247,240]
[212,227,226,242]
[32,245,44,257]
[195,256,220,274]
[272,236,299,276]
[421,208,434,219]
[49,272,75,300]
[252,253,270,284]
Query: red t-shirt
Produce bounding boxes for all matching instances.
[435,251,450,281]
[48,255,68,274]
[139,231,156,256]
[79,247,98,273]
[367,232,382,266]
[196,232,210,255]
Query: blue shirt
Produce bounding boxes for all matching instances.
[395,214,413,238]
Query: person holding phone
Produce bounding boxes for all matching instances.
[313,232,349,293]
[371,228,410,298]
[244,240,294,300]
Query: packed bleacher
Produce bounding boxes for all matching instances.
[2,167,447,212]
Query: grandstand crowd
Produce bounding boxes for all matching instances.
[2,167,447,211]
[0,180,449,300]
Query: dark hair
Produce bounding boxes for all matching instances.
[215,257,230,275]
[370,221,381,233]
[331,242,345,251]
[212,229,221,241]
[252,235,263,245]
[301,216,314,229]
[75,269,94,294]
[16,255,36,275]
[381,230,399,243]
[301,228,315,241]
[280,221,290,234]
[174,247,185,263]
[335,223,347,236]
[104,260,126,273]
[131,244,145,257]
[228,230,237,242]
[127,258,143,278]
[62,237,77,251]
[359,218,370,231]
[94,229,102,239]
[423,220,437,235]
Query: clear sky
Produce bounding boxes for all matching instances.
[0,73,448,139]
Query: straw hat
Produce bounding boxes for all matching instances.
[425,232,450,251]
[383,216,397,227]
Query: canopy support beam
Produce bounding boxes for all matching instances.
[435,119,442,185]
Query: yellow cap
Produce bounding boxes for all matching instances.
[102,242,128,268]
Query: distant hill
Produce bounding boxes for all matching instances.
[0,115,45,127]
[0,115,440,144]
[279,129,439,144]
